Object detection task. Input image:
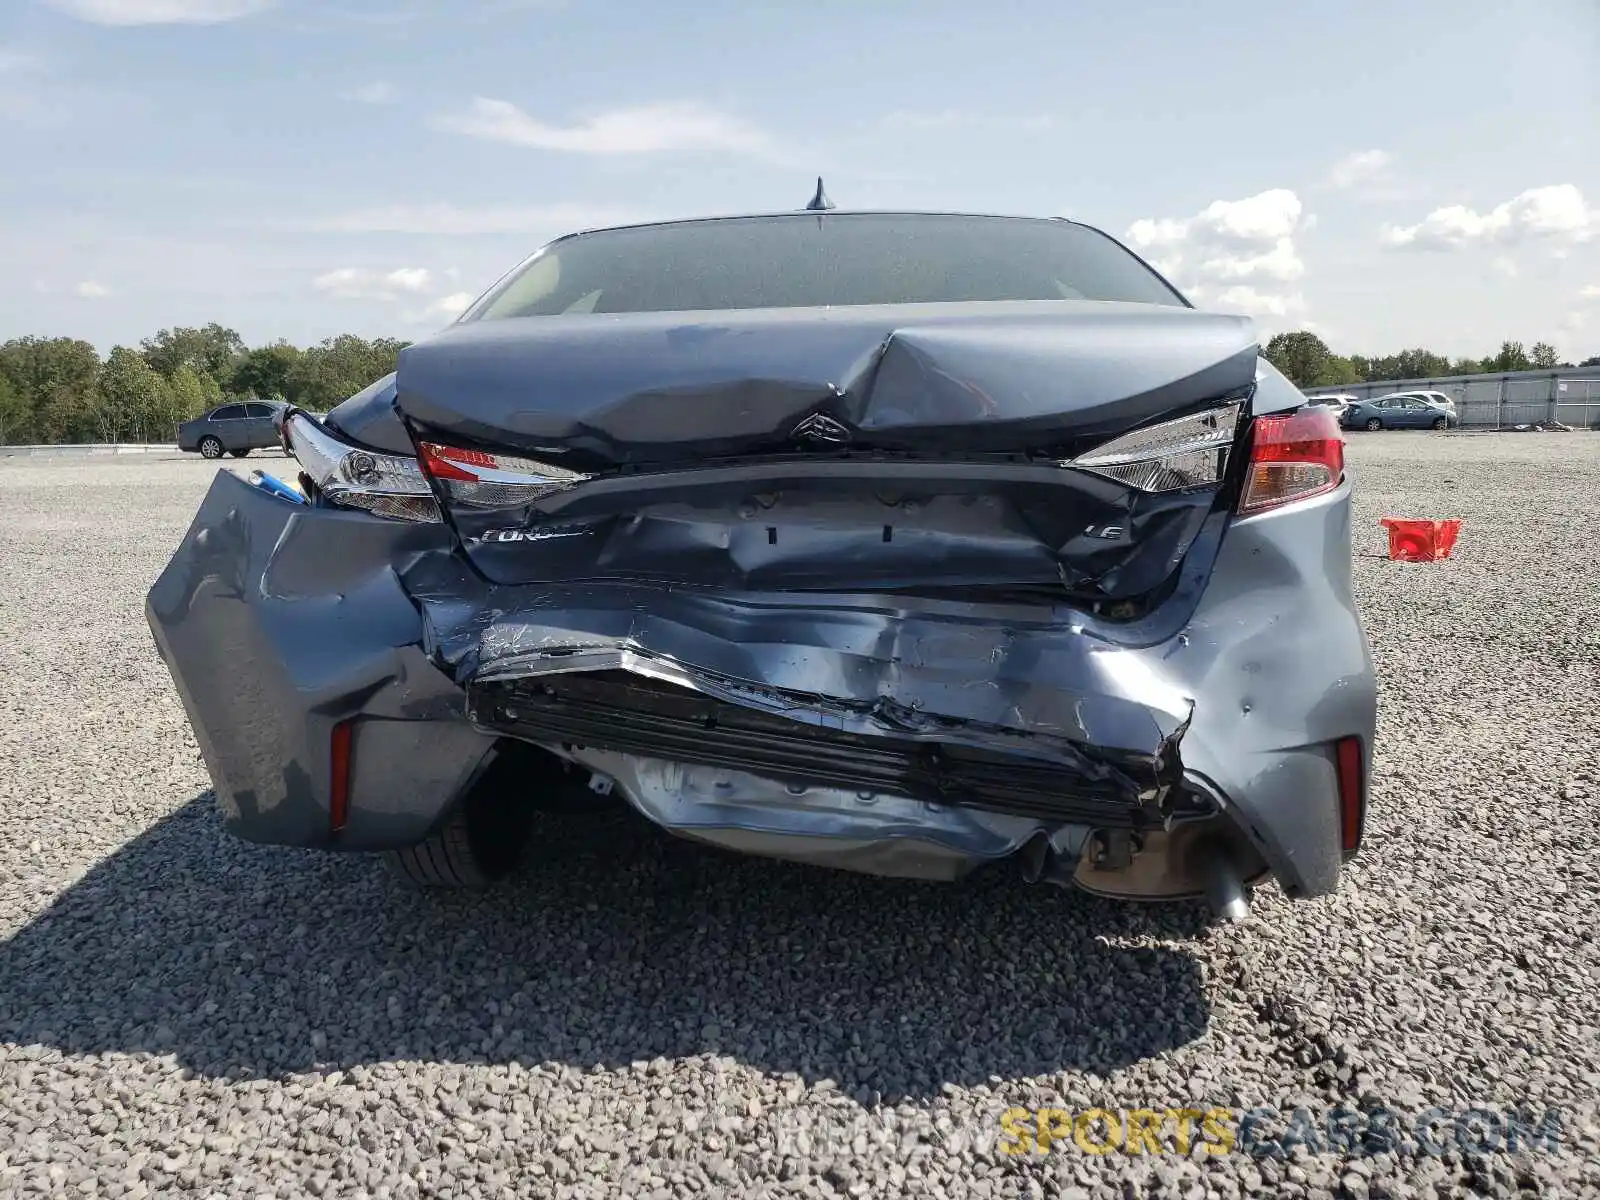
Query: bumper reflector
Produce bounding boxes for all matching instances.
[1335,735,1364,854]
[330,719,354,833]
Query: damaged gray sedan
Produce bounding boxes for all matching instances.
[147,208,1376,920]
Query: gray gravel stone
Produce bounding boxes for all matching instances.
[1,438,1598,1197]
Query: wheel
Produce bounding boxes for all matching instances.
[199,436,224,459]
[1365,418,1382,431]
[229,448,251,458]
[1432,416,1448,430]
[383,783,533,889]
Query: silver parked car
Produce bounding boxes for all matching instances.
[177,400,288,459]
[146,207,1377,922]
[1342,392,1459,431]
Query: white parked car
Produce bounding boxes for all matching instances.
[1401,389,1458,414]
[1304,393,1357,418]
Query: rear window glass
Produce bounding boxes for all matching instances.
[468,213,1188,320]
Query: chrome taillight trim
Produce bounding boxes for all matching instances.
[1066,402,1243,492]
[283,412,440,522]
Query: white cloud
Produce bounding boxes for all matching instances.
[1125,189,1309,324]
[400,291,480,327]
[426,292,474,318]
[284,201,648,236]
[1579,284,1600,300]
[73,280,111,298]
[312,266,433,300]
[1197,285,1293,318]
[386,267,431,292]
[1382,185,1595,250]
[1329,149,1393,190]
[43,0,274,24]
[433,98,772,155]
[346,81,397,105]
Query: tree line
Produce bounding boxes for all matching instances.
[1264,332,1600,392]
[0,325,408,445]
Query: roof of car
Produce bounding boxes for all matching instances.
[550,209,1094,241]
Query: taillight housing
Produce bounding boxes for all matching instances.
[281,408,594,523]
[417,441,590,512]
[282,412,440,523]
[1069,401,1243,491]
[1238,406,1345,515]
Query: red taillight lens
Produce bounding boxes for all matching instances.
[1238,406,1345,515]
[417,442,495,482]
[416,441,591,511]
[1335,735,1364,854]
[329,719,354,834]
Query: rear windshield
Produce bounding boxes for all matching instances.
[466,213,1188,320]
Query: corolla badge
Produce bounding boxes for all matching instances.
[790,412,852,445]
[474,524,595,543]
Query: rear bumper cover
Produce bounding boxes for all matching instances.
[147,469,1375,897]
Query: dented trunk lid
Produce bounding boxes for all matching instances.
[393,300,1257,599]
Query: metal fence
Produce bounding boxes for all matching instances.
[1310,368,1600,430]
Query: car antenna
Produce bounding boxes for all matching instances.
[804,176,835,211]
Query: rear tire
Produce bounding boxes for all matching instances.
[383,783,533,889]
[199,436,224,459]
[1365,418,1382,431]
[229,448,251,458]
[1432,416,1448,430]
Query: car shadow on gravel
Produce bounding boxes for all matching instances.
[0,792,1212,1101]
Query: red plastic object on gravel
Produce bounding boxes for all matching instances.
[1380,518,1462,562]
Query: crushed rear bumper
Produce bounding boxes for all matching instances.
[147,468,1376,899]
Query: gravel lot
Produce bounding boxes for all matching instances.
[2,436,1599,1199]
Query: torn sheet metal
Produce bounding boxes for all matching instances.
[392,301,1258,465]
[399,548,1199,827]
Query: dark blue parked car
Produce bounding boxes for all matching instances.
[1342,392,1458,431]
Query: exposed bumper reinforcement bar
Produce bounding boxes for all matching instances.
[469,670,1201,828]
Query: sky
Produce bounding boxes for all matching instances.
[1,0,1598,361]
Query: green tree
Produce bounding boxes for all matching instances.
[0,373,29,444]
[286,335,408,410]
[1349,348,1453,383]
[97,346,174,442]
[1314,354,1361,387]
[1450,357,1485,375]
[1529,342,1561,369]
[0,336,101,443]
[1581,355,1600,368]
[1484,341,1533,373]
[1388,348,1452,379]
[228,340,303,401]
[1263,331,1336,389]
[166,364,218,433]
[140,324,245,387]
